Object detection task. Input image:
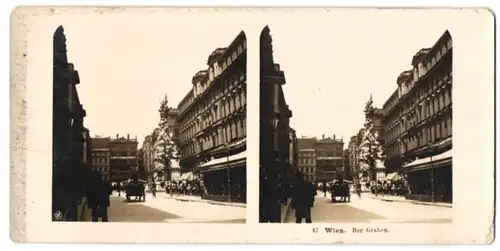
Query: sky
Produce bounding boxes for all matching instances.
[59,10,454,149]
[265,10,452,147]
[61,12,245,146]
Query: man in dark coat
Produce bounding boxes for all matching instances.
[87,171,112,222]
[291,172,316,223]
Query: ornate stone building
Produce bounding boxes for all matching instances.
[52,25,91,221]
[382,30,452,202]
[314,135,344,182]
[176,31,247,203]
[109,134,139,182]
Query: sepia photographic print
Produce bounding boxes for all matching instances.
[259,22,454,224]
[50,11,247,223]
[10,7,494,244]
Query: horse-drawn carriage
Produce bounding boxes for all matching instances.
[124,179,147,202]
[330,180,352,203]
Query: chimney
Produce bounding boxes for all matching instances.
[127,134,130,140]
[322,134,325,140]
[116,133,119,139]
[333,134,336,140]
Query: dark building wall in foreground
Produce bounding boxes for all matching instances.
[259,26,294,222]
[52,25,90,221]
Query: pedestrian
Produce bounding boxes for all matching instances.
[151,183,157,198]
[116,182,122,197]
[356,182,362,198]
[291,172,316,223]
[322,181,327,197]
[87,171,112,222]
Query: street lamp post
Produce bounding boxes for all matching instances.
[225,143,232,203]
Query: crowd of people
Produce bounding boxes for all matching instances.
[368,180,409,196]
[204,182,246,201]
[147,179,246,203]
[162,181,203,196]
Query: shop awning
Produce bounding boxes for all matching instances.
[385,172,402,181]
[199,150,246,172]
[178,172,195,181]
[403,149,452,171]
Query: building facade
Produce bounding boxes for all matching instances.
[91,137,111,181]
[298,149,316,182]
[315,135,344,182]
[259,26,294,222]
[347,135,359,178]
[109,134,139,182]
[343,149,351,180]
[382,30,452,203]
[176,31,247,203]
[297,137,317,182]
[141,135,155,177]
[52,25,91,221]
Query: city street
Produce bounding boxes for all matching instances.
[102,193,246,223]
[284,192,452,223]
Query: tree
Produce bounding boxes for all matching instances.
[358,95,385,181]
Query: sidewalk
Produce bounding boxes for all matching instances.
[138,191,246,208]
[280,198,291,223]
[365,193,452,208]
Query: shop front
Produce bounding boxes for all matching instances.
[403,149,452,203]
[198,150,247,203]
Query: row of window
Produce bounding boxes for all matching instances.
[208,42,247,86]
[92,157,109,165]
[92,151,109,156]
[179,80,246,144]
[389,68,451,124]
[384,36,452,115]
[415,39,452,80]
[386,115,452,158]
[316,150,343,157]
[300,167,315,174]
[110,159,137,166]
[93,166,109,173]
[299,157,316,165]
[385,83,452,143]
[383,90,400,114]
[299,152,315,157]
[180,70,246,126]
[92,151,136,157]
[180,117,247,158]
[317,160,344,166]
[179,40,246,114]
